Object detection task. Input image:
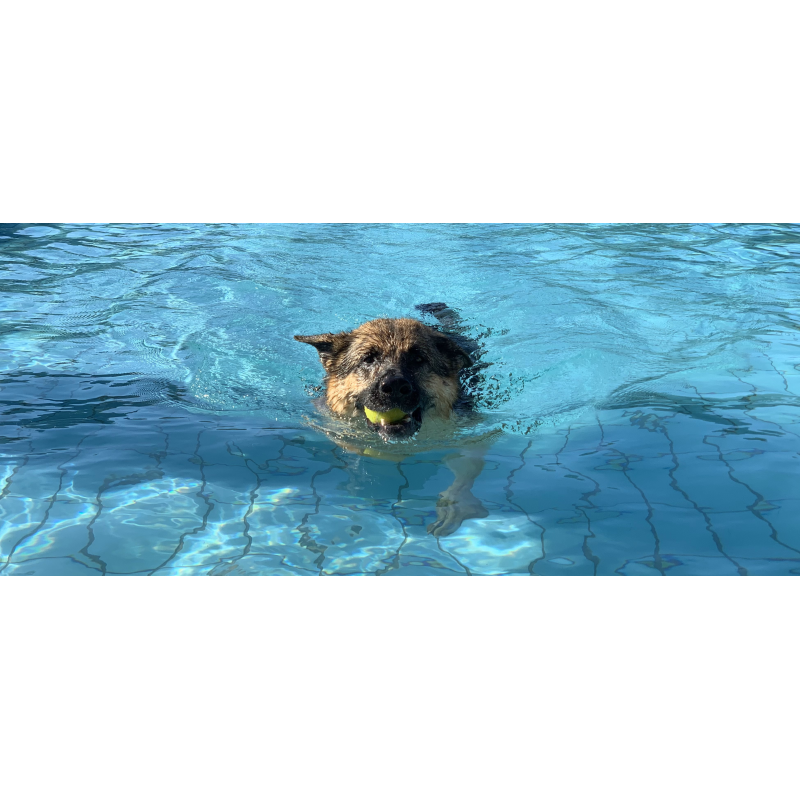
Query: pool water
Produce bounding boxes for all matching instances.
[2,223,799,576]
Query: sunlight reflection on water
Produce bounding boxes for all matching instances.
[2,223,800,575]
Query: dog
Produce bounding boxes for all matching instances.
[295,303,491,536]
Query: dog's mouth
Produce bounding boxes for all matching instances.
[363,405,423,440]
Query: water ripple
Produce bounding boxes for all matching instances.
[2,224,799,575]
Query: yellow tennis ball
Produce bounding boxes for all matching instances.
[364,407,407,424]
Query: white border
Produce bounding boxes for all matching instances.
[2,579,798,799]
[2,3,797,221]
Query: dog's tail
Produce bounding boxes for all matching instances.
[415,302,482,368]
[415,302,462,330]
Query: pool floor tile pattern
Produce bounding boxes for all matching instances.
[2,351,799,576]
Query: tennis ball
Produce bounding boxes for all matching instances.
[364,407,407,424]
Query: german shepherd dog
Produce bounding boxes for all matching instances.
[295,303,490,536]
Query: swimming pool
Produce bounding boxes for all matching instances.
[1,223,798,575]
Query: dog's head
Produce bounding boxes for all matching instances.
[295,318,471,441]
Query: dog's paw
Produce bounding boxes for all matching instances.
[427,489,489,537]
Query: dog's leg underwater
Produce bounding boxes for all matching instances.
[427,446,490,537]
[416,303,492,536]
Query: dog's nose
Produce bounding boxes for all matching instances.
[380,374,412,397]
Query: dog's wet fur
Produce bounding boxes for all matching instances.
[296,304,491,536]
[295,316,472,443]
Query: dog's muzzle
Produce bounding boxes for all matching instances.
[362,373,423,440]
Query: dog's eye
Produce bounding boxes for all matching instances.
[362,352,377,365]
[409,350,425,365]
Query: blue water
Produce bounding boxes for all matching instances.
[1,223,799,575]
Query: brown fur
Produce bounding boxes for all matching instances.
[327,372,362,416]
[420,374,459,420]
[296,317,469,420]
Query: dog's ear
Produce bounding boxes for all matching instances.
[294,332,352,372]
[435,335,472,372]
